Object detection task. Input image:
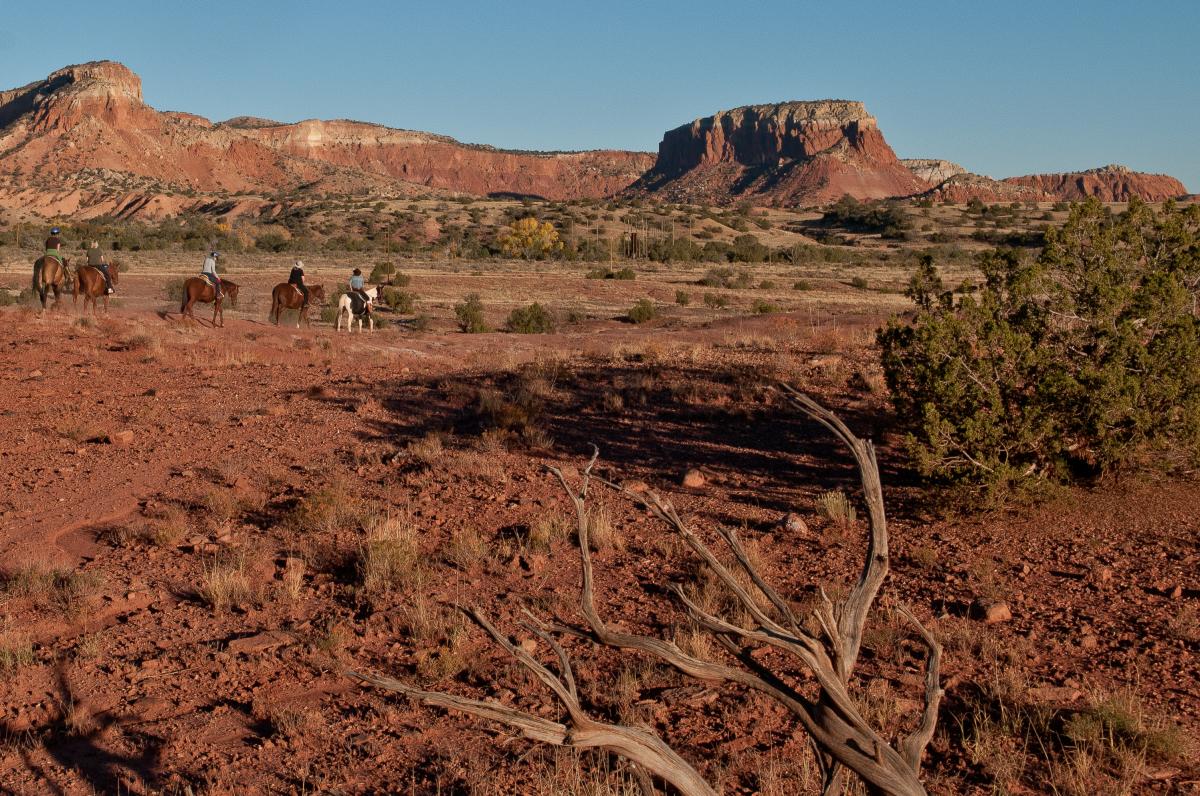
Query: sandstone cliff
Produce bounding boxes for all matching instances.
[1003,164,1187,202]
[0,61,653,214]
[627,101,930,206]
[901,158,966,186]
[920,172,1051,204]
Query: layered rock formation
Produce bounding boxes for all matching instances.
[920,172,1051,204]
[0,61,653,215]
[901,158,966,186]
[1003,164,1187,202]
[628,101,930,206]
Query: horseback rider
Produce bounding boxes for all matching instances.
[86,241,115,295]
[202,251,222,300]
[289,260,310,307]
[45,227,64,264]
[349,268,372,315]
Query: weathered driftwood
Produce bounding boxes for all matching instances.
[350,390,942,795]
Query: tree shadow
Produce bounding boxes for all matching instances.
[328,353,924,522]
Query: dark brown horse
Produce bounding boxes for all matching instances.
[32,255,70,310]
[269,283,325,327]
[180,277,240,327]
[74,264,120,317]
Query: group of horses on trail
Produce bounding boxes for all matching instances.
[31,257,378,331]
[32,253,119,317]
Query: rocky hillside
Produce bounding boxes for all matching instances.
[1003,164,1187,202]
[627,101,930,206]
[0,61,653,216]
[901,158,966,185]
[920,172,1051,204]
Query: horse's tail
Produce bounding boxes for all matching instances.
[32,258,42,291]
[180,280,189,314]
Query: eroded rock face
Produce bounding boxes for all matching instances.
[901,159,967,186]
[920,172,1051,204]
[629,101,930,206]
[1003,165,1187,202]
[0,60,653,210]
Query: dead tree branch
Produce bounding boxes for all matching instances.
[352,392,942,796]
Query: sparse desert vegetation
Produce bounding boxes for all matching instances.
[0,194,1196,794]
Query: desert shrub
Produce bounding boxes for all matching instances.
[879,199,1200,501]
[731,234,769,263]
[0,290,17,307]
[369,261,396,282]
[850,276,869,289]
[380,287,416,313]
[647,237,702,263]
[455,293,488,333]
[751,299,782,314]
[703,292,729,309]
[497,217,563,259]
[164,278,186,302]
[587,266,636,280]
[700,267,753,289]
[759,279,777,290]
[675,290,691,306]
[627,299,657,324]
[823,195,911,235]
[255,232,290,252]
[793,279,812,291]
[506,302,556,334]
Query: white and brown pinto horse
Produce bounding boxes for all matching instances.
[335,286,378,332]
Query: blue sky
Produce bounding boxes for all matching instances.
[1,0,1196,189]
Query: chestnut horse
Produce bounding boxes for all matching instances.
[269,283,325,327]
[32,255,70,310]
[180,277,240,327]
[74,264,120,317]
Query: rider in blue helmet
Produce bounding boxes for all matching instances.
[45,228,64,264]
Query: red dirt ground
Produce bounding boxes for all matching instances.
[0,283,1197,795]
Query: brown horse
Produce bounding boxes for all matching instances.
[32,255,70,310]
[269,283,325,327]
[180,277,240,327]
[74,264,121,317]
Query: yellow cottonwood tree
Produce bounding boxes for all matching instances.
[498,217,563,259]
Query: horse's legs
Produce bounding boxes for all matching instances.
[101,295,108,316]
[213,298,222,328]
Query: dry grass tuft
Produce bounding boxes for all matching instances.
[1,561,103,615]
[280,557,305,602]
[583,503,622,552]
[285,480,359,535]
[816,489,857,527]
[0,621,35,674]
[529,513,572,552]
[251,695,318,739]
[359,513,423,602]
[406,433,445,467]
[199,554,253,612]
[444,525,489,571]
